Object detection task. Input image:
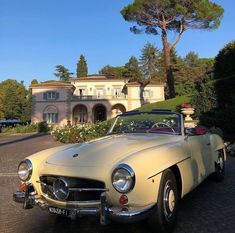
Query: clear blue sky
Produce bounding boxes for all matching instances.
[0,0,234,88]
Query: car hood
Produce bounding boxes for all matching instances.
[45,134,181,167]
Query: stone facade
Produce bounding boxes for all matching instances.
[30,75,165,126]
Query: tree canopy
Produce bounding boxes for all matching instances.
[54,65,73,82]
[214,41,235,110]
[123,56,142,81]
[99,65,126,77]
[140,43,161,80]
[31,79,38,84]
[214,41,235,80]
[0,79,30,121]
[77,55,88,78]
[121,0,224,98]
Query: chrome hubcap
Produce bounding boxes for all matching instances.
[163,181,175,220]
[217,156,224,172]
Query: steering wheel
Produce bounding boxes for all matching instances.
[151,122,175,133]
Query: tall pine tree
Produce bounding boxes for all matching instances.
[140,43,161,80]
[77,55,88,77]
[121,0,224,98]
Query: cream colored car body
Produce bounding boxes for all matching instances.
[25,131,225,209]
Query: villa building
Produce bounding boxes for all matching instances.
[30,75,165,126]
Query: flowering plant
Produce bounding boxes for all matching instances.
[180,102,192,108]
[51,120,112,143]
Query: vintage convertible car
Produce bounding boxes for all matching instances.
[13,110,226,233]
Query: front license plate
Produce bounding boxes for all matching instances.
[48,206,69,217]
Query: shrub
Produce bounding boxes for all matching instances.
[0,123,38,134]
[51,120,112,143]
[199,109,235,134]
[38,121,50,133]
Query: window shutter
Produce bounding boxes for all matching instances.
[56,92,59,100]
[55,113,58,123]
[43,113,47,121]
[43,93,47,100]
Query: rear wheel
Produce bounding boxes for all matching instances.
[213,149,225,182]
[148,169,179,233]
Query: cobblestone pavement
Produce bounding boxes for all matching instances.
[1,134,235,233]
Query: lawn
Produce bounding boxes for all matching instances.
[138,95,191,112]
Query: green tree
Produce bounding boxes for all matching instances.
[0,89,4,119]
[214,41,235,80]
[214,41,235,109]
[198,58,214,75]
[31,79,38,84]
[0,79,30,121]
[123,56,142,81]
[162,50,214,96]
[183,52,214,81]
[77,55,88,77]
[184,52,200,67]
[168,49,196,96]
[140,43,161,80]
[191,75,217,117]
[54,65,73,82]
[121,0,224,98]
[99,65,127,77]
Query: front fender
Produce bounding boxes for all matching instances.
[115,140,189,206]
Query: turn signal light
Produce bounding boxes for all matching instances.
[119,194,128,205]
[20,182,27,191]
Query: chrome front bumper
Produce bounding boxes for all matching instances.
[13,185,156,224]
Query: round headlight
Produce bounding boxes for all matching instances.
[18,159,33,181]
[112,164,135,193]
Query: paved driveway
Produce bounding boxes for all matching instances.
[1,133,235,233]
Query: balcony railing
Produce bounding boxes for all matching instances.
[72,94,127,101]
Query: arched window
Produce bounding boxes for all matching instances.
[43,106,58,124]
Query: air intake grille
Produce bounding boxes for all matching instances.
[40,176,105,202]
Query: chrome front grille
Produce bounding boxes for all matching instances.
[39,176,106,202]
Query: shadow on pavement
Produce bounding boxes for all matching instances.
[0,133,49,147]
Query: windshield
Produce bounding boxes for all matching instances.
[109,111,182,135]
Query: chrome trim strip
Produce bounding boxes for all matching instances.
[107,204,156,223]
[147,156,191,179]
[36,180,47,186]
[37,180,108,192]
[69,188,109,192]
[13,187,156,224]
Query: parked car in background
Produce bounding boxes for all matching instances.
[0,119,21,127]
[13,110,226,233]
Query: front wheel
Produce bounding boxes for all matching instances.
[148,169,179,233]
